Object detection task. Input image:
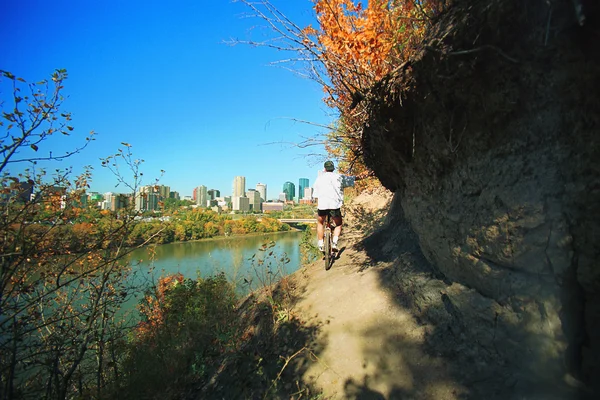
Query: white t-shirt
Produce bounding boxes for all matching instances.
[312,171,355,210]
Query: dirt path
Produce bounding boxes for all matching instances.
[291,191,466,399]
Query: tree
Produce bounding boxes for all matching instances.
[0,70,152,399]
[233,1,446,174]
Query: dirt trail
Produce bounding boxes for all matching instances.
[292,191,466,399]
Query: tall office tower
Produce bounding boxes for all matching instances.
[169,191,180,200]
[196,185,208,207]
[135,188,160,211]
[283,181,295,202]
[256,183,267,202]
[110,194,130,211]
[246,189,262,212]
[298,178,309,200]
[158,185,170,200]
[232,176,246,197]
[147,192,159,210]
[207,189,220,200]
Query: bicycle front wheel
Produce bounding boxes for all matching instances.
[324,230,331,270]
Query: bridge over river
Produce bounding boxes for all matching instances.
[256,218,316,224]
[278,218,316,224]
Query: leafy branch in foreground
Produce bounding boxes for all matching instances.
[0,69,95,173]
[0,70,146,400]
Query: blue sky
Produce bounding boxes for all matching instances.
[1,0,334,200]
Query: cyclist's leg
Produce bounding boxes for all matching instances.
[317,211,327,251]
[332,216,342,238]
[332,209,343,249]
[317,215,325,240]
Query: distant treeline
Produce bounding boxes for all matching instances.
[23,208,291,252]
[129,209,291,245]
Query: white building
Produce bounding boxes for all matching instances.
[256,182,267,202]
[304,187,313,200]
[232,196,250,212]
[102,192,114,210]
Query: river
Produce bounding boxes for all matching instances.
[124,230,304,295]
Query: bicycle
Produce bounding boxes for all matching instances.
[323,213,337,271]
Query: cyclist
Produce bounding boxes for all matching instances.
[312,160,356,252]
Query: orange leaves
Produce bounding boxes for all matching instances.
[307,1,444,178]
[313,0,432,108]
[135,273,185,341]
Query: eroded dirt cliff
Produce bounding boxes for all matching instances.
[359,0,600,396]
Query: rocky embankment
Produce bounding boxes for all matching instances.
[358,0,600,397]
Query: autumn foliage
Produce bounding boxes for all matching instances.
[305,0,446,178]
[238,0,446,183]
[135,273,186,340]
[123,273,239,397]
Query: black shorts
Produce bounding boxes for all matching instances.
[317,208,342,218]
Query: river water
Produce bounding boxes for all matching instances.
[124,230,304,295]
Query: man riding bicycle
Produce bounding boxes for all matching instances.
[312,160,357,252]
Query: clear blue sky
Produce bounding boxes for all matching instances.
[1,0,334,200]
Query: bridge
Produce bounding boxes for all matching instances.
[277,218,316,224]
[256,218,316,224]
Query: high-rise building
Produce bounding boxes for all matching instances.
[283,182,295,202]
[208,189,220,200]
[300,187,314,205]
[196,185,208,207]
[136,187,160,211]
[158,185,170,200]
[246,189,261,212]
[256,183,267,202]
[298,178,309,200]
[232,196,249,212]
[102,192,114,210]
[232,176,246,197]
[110,194,130,211]
[304,187,313,200]
[169,191,180,200]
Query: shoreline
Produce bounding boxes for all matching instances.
[159,228,303,247]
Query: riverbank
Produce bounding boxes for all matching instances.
[159,225,306,245]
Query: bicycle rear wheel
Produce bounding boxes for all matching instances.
[324,230,331,270]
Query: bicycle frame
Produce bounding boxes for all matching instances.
[323,214,335,270]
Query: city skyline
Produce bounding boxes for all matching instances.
[82,172,316,212]
[1,1,331,200]
[85,173,318,202]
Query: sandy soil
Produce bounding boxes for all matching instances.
[291,189,467,399]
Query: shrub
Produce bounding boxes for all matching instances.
[121,273,239,397]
